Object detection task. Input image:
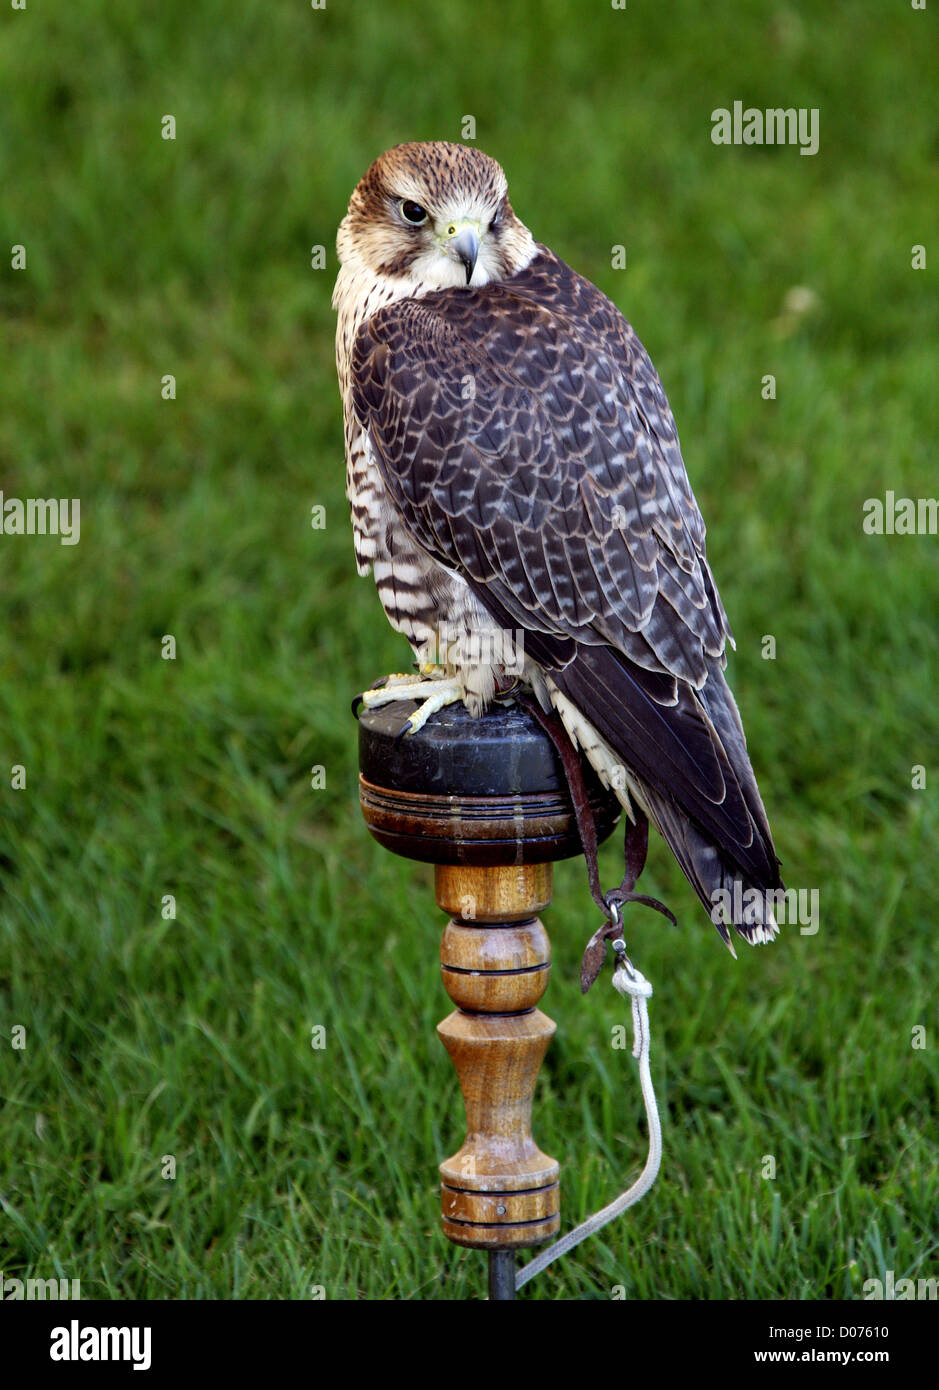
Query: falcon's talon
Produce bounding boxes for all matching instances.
[492,676,521,706]
[358,673,465,736]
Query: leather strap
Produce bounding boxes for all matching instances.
[518,692,677,992]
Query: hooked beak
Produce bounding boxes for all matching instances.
[446,222,480,283]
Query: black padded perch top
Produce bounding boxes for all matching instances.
[357,696,622,866]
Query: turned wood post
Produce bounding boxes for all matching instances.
[357,696,620,1295]
[435,860,558,1249]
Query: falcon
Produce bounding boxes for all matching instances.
[333,141,783,948]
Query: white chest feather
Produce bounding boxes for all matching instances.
[332,256,529,712]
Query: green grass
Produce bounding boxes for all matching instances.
[0,0,936,1299]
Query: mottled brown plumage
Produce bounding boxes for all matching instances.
[334,142,783,947]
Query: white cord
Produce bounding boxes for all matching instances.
[515,951,661,1291]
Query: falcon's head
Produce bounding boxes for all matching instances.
[336,141,537,290]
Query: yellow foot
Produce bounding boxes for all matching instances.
[357,673,465,736]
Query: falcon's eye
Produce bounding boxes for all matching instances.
[399,200,429,225]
